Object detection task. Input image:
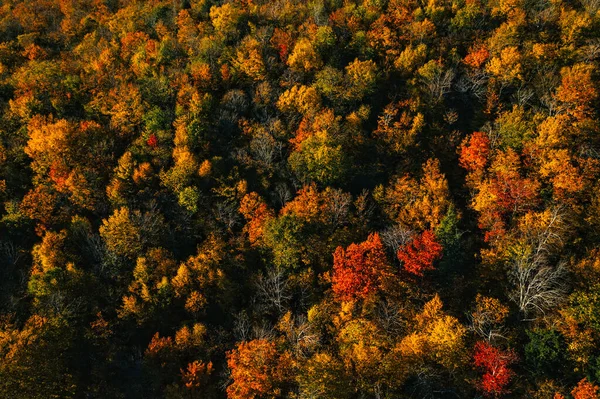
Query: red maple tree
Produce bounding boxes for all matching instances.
[473,341,517,397]
[397,230,443,276]
[332,232,392,301]
[459,131,491,172]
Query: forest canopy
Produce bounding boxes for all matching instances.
[1,0,600,397]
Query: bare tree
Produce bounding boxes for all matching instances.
[380,224,414,255]
[514,86,535,107]
[252,322,277,341]
[455,70,488,99]
[540,93,559,116]
[250,131,283,171]
[375,299,406,336]
[214,200,242,232]
[0,241,22,267]
[424,67,455,102]
[233,312,252,342]
[325,188,352,228]
[467,305,507,342]
[510,260,567,319]
[311,0,328,25]
[355,189,375,223]
[279,313,320,358]
[581,0,600,15]
[508,207,569,319]
[274,183,292,207]
[255,268,292,315]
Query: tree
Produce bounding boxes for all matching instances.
[395,44,428,75]
[459,131,491,173]
[525,328,566,375]
[508,209,569,318]
[468,295,509,342]
[209,3,244,40]
[119,248,177,325]
[270,28,293,62]
[336,317,390,394]
[20,184,65,227]
[473,341,517,397]
[9,60,69,119]
[144,323,210,396]
[398,295,467,371]
[471,149,540,242]
[93,83,145,137]
[99,207,142,259]
[24,116,108,213]
[377,158,452,230]
[276,85,321,116]
[287,38,322,72]
[373,100,424,154]
[397,230,443,276]
[464,44,490,69]
[486,46,523,86]
[255,268,292,315]
[288,129,349,186]
[0,315,78,399]
[240,192,274,246]
[332,233,393,301]
[179,360,213,394]
[510,260,567,319]
[572,379,599,399]
[171,235,227,315]
[418,60,455,102]
[27,229,88,318]
[297,352,353,399]
[280,184,323,223]
[262,214,305,270]
[235,37,267,81]
[226,339,295,399]
[555,63,597,119]
[344,59,378,101]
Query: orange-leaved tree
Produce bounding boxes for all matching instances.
[459,131,491,173]
[571,378,600,399]
[226,339,295,399]
[332,233,393,301]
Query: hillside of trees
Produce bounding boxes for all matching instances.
[1,0,600,397]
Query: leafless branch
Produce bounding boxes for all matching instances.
[255,268,292,315]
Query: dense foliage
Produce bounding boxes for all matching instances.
[1,0,600,397]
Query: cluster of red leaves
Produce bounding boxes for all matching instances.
[397,230,443,276]
[271,28,293,61]
[332,232,392,301]
[48,160,69,190]
[473,341,517,397]
[489,174,539,216]
[459,131,490,172]
[480,211,506,243]
[468,149,540,242]
[146,134,158,148]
